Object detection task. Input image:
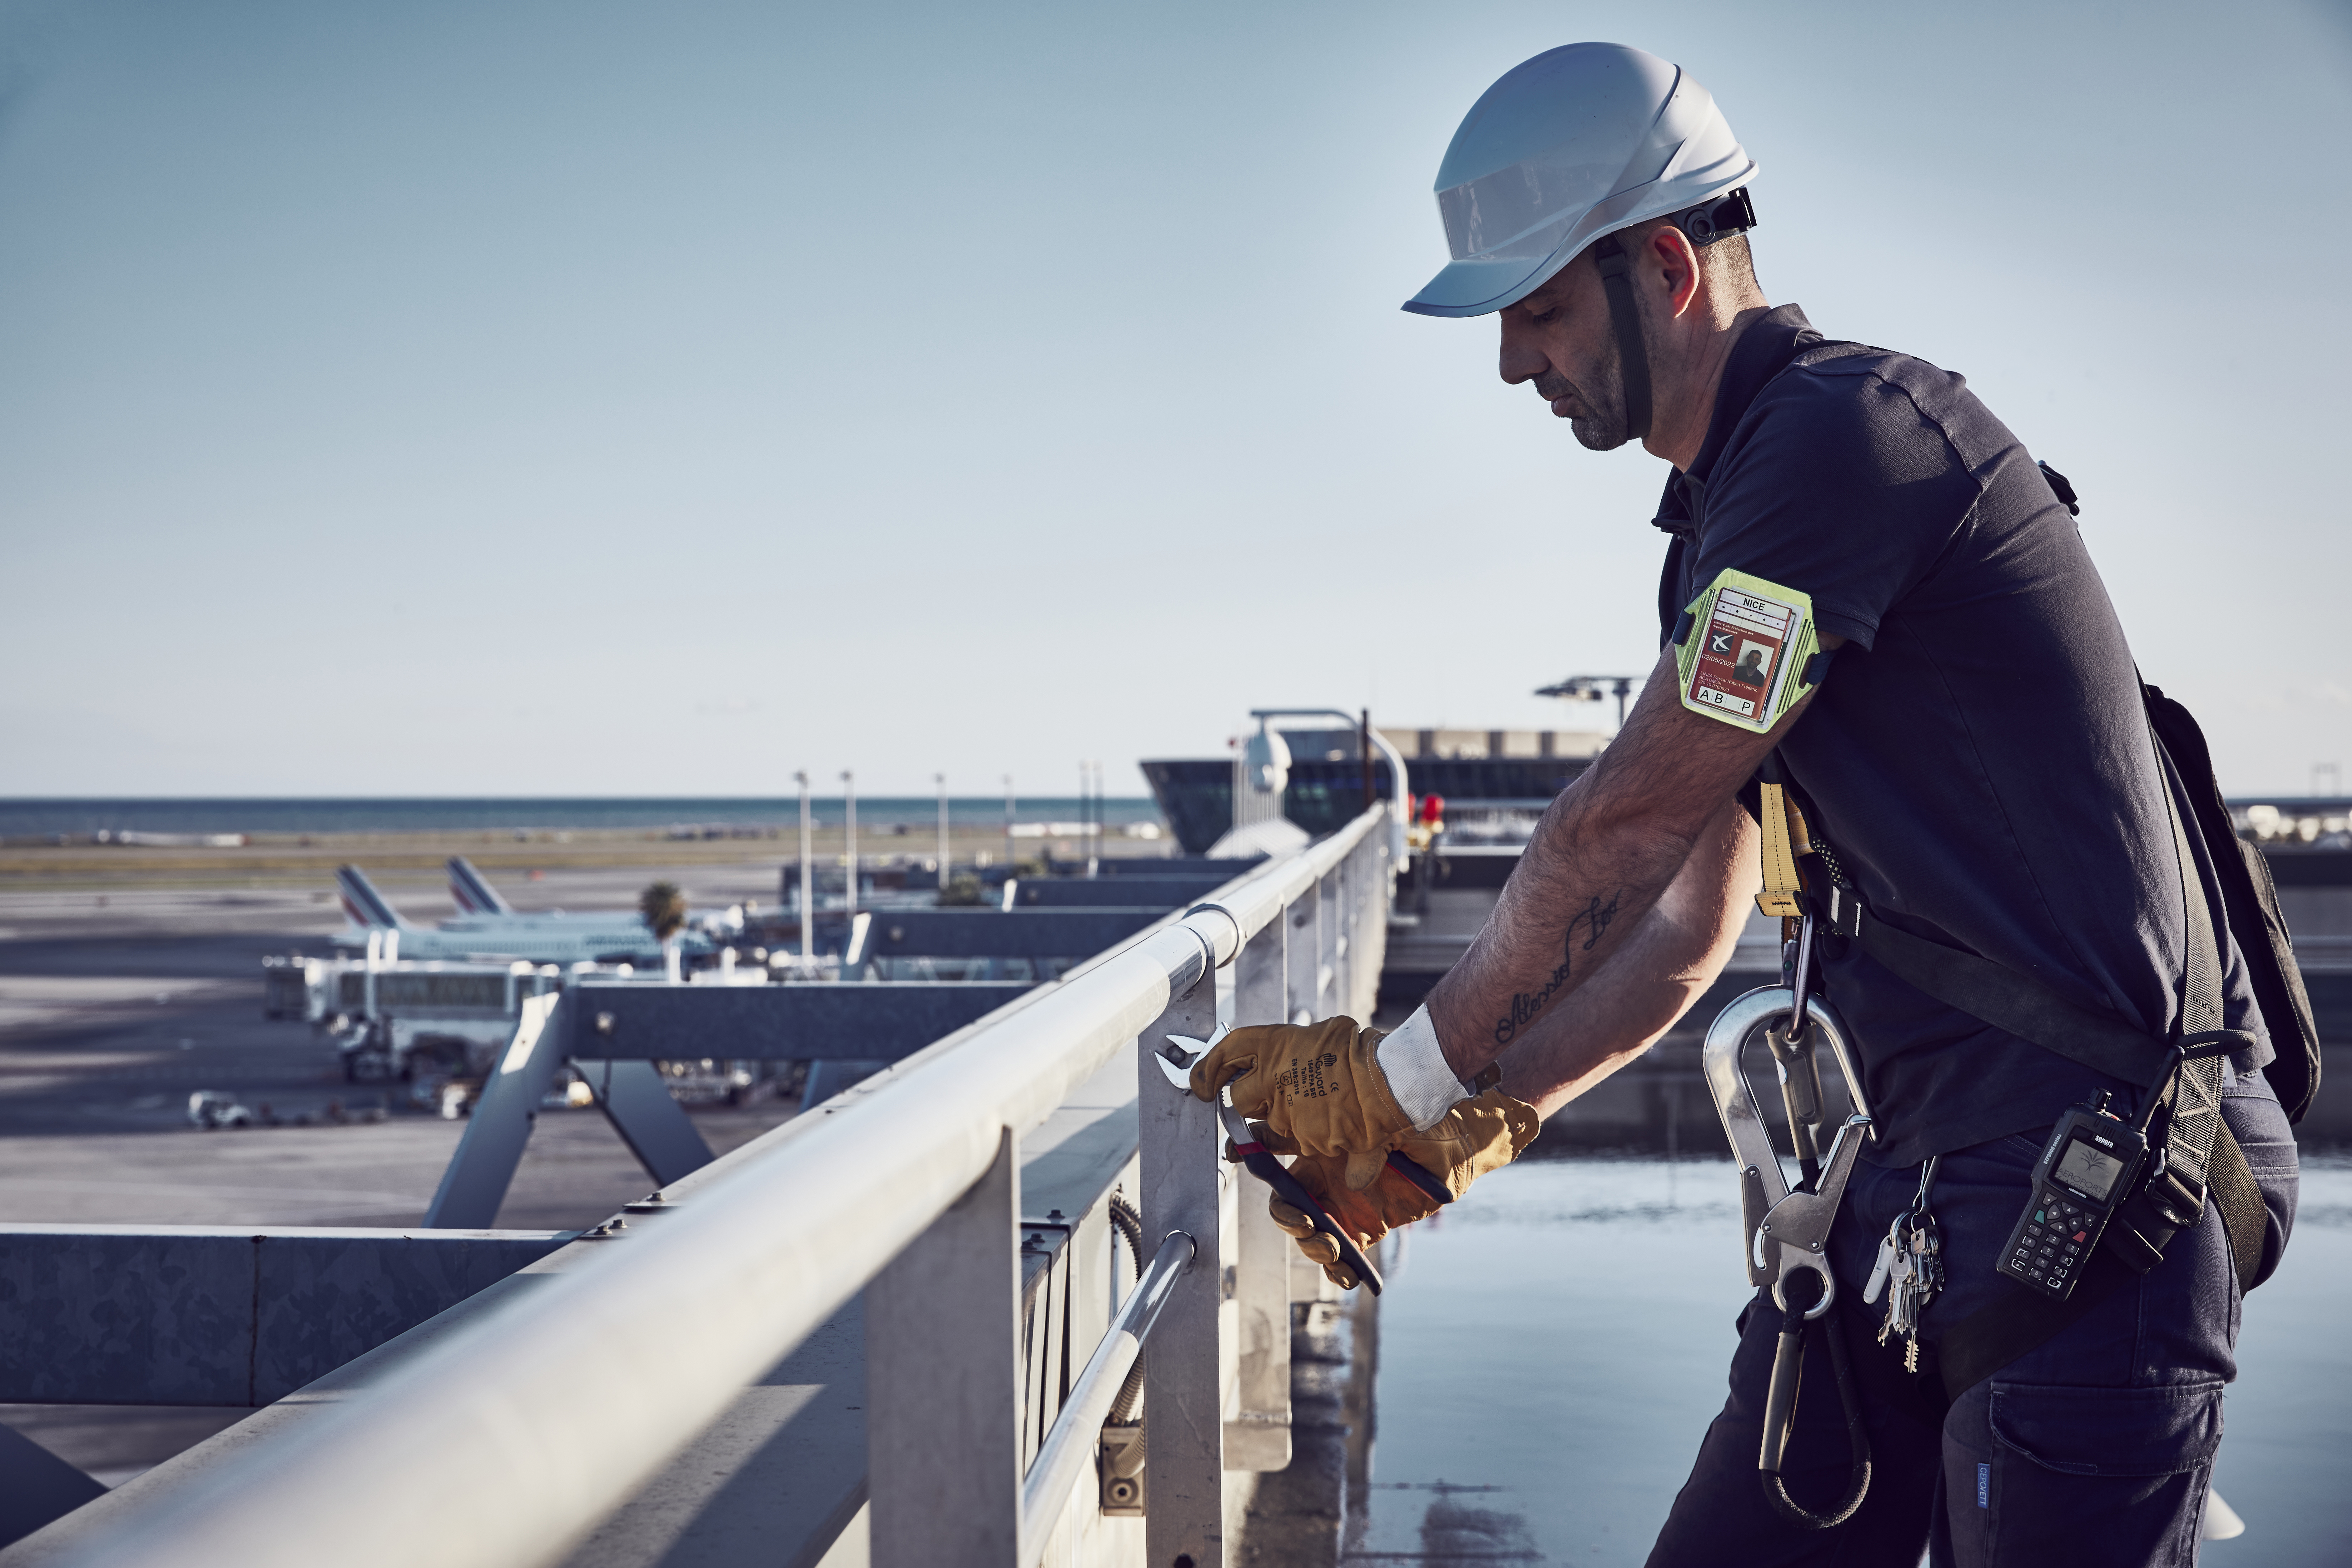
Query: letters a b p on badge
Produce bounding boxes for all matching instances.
[1674,569,1819,734]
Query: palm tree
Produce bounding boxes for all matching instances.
[640,882,688,981]
[639,882,688,939]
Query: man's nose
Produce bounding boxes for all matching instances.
[1497,316,1544,386]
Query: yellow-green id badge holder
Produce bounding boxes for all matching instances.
[1673,569,1821,734]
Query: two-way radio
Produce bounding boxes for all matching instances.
[1995,1092,2148,1301]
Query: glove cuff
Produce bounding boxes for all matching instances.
[1375,1005,1469,1131]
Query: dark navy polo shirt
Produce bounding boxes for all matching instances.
[1656,305,2270,1166]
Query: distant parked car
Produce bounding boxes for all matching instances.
[187,1091,253,1130]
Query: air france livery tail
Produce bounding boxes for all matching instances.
[446,857,513,916]
[334,865,413,931]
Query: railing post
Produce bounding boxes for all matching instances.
[1284,879,1319,1027]
[1355,834,1391,1019]
[1138,944,1227,1566]
[1361,840,1381,1017]
[1316,869,1340,1022]
[422,992,568,1229]
[1332,849,1354,1018]
[868,1126,1023,1567]
[1226,919,1292,1471]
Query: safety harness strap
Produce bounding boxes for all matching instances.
[1880,730,2271,1398]
[1853,915,2169,1089]
[1591,234,1652,442]
[1755,781,1806,920]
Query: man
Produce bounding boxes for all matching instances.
[1192,43,2301,1566]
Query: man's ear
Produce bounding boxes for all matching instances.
[1648,223,1703,321]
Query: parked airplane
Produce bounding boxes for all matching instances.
[331,862,742,965]
[446,857,513,916]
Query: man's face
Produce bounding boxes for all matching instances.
[1497,253,1631,452]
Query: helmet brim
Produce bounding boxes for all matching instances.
[1400,252,1569,319]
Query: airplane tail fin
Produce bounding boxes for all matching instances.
[334,865,412,931]
[447,857,513,916]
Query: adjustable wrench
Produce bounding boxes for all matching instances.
[1158,1027,1452,1297]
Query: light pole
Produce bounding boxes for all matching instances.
[795,770,812,960]
[1534,674,1644,730]
[936,772,950,890]
[1003,775,1015,875]
[842,769,857,918]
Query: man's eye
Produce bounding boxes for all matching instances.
[1532,307,1565,325]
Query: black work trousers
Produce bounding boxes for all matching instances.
[1646,1066,2298,1568]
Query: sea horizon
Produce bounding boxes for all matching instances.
[0,796,1167,837]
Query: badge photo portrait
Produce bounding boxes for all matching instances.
[1731,640,1775,688]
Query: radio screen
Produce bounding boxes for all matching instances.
[2055,1137,2127,1201]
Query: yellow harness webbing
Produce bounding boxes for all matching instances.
[1755,781,1814,921]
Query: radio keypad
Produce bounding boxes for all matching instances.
[2003,1190,2094,1295]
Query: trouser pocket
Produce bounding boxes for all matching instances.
[1956,1380,2222,1567]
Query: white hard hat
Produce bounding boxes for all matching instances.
[1403,43,1758,318]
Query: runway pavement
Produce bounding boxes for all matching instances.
[0,884,806,1490]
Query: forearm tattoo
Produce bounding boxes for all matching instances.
[1492,890,1622,1046]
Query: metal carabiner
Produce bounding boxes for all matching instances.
[1700,978,1875,1319]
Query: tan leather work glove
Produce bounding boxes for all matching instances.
[1240,1089,1540,1289]
[1189,1017,1413,1191]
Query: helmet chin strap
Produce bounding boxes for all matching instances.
[1590,233,1652,444]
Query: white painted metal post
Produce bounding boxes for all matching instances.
[1317,869,1341,1022]
[1226,920,1292,1472]
[938,773,952,890]
[868,1126,1023,1567]
[1138,945,1226,1566]
[1284,878,1320,1026]
[1331,849,1353,1019]
[797,771,813,959]
[1346,841,1373,1018]
[843,770,859,918]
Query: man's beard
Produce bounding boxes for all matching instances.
[1539,335,1632,452]
[1566,331,1632,452]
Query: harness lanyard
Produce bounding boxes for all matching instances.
[1743,781,1874,1532]
[1756,781,1809,928]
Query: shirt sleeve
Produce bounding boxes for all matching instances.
[1685,362,1981,652]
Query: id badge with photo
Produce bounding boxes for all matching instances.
[1674,569,1820,734]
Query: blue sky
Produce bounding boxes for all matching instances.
[2,0,2346,797]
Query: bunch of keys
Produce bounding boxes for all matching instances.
[1864,1155,1944,1373]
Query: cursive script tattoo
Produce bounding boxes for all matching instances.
[1492,890,1622,1047]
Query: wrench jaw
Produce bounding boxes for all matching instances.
[1156,1025,1229,1091]
[1161,1028,1259,1152]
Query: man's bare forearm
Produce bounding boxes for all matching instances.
[1491,803,1758,1117]
[1424,646,1802,1081]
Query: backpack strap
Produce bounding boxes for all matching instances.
[2144,684,2323,1122]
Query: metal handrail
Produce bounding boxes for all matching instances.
[35,808,1390,1568]
[1018,1230,1194,1562]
